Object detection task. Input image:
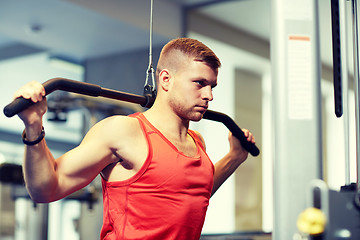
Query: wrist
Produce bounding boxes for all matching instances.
[23,122,44,141]
[22,126,45,145]
[22,116,43,127]
[228,149,248,163]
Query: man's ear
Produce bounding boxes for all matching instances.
[159,69,171,91]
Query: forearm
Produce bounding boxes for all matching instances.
[211,152,246,196]
[22,126,58,202]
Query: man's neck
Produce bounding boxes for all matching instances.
[143,102,189,141]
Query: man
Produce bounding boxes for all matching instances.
[14,38,255,240]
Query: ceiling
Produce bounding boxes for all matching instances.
[0,0,355,68]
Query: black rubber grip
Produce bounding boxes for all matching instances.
[203,110,260,157]
[4,78,105,118]
[3,97,36,118]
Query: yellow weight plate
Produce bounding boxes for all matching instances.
[297,207,326,235]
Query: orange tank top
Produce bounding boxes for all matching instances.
[100,112,214,240]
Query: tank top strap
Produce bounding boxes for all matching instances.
[128,112,154,134]
[188,129,206,152]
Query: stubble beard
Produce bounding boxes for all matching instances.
[168,97,204,122]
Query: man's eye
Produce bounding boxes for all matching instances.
[195,81,204,86]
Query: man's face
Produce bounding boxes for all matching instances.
[168,59,218,122]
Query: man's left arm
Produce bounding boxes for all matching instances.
[211,130,255,196]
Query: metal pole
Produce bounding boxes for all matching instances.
[271,0,322,239]
[351,0,360,191]
[340,0,351,185]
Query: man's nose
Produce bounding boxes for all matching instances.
[202,86,213,101]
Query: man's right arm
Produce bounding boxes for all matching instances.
[14,81,119,203]
[23,119,119,203]
[14,81,56,202]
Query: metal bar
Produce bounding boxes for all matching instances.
[3,78,151,117]
[3,78,260,156]
[203,110,260,156]
[100,87,147,106]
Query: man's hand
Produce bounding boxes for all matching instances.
[228,129,256,163]
[13,81,47,126]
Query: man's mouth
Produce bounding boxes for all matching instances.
[196,105,208,111]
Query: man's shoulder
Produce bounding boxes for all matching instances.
[102,113,138,123]
[88,114,142,141]
[99,114,141,131]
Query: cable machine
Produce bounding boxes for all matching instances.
[272,0,360,239]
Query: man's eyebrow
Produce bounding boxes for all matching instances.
[204,79,217,88]
[194,78,217,88]
[204,80,217,88]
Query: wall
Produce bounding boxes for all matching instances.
[234,69,263,231]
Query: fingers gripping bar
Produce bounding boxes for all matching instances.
[3,78,260,156]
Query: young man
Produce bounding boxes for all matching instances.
[14,38,255,240]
